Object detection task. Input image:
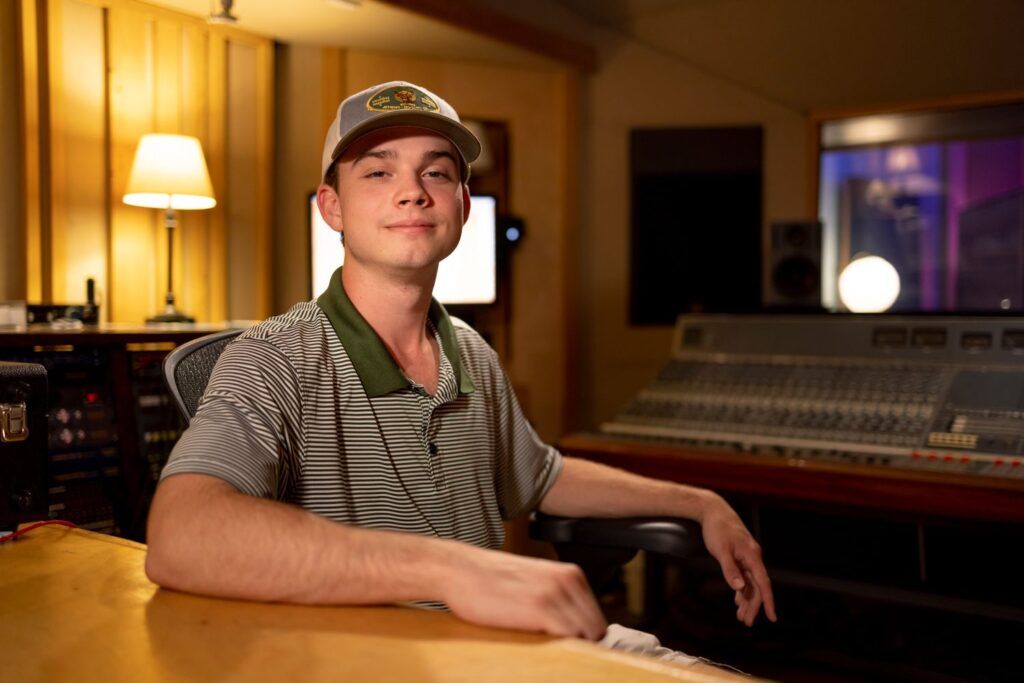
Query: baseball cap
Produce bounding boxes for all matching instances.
[321,81,481,181]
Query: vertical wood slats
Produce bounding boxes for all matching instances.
[107,1,155,322]
[205,29,227,324]
[18,0,49,302]
[19,0,272,323]
[48,0,107,307]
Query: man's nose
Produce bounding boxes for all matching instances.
[395,175,428,206]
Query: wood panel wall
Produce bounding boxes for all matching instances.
[0,1,25,302]
[14,0,273,323]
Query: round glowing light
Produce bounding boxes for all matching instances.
[838,255,901,313]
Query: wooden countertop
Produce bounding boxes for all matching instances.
[560,432,1024,523]
[0,323,247,346]
[0,526,758,682]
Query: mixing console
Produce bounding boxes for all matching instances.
[603,315,1024,478]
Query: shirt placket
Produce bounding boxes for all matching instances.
[411,389,441,489]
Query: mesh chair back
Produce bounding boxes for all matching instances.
[163,329,244,424]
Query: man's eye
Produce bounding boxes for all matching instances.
[365,170,388,179]
[424,170,452,179]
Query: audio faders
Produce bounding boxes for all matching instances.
[603,315,1024,478]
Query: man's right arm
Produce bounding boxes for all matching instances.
[145,473,607,640]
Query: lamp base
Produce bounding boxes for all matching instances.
[146,311,195,324]
[147,290,194,324]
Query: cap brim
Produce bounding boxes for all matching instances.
[328,110,481,173]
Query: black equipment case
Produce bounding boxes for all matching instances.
[0,361,49,534]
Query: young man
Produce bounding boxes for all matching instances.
[146,82,775,646]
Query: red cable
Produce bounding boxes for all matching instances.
[0,519,78,543]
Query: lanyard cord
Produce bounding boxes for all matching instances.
[366,389,444,539]
[364,320,452,538]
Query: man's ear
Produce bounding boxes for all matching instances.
[316,183,344,234]
[461,184,472,225]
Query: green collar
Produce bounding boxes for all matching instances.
[316,267,476,398]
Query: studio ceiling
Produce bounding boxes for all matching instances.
[552,0,1024,111]
[145,0,557,68]
[150,0,1024,112]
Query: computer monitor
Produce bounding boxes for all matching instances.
[310,194,498,305]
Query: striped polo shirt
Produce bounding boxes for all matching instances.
[161,267,563,552]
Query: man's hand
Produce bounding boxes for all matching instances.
[538,457,776,628]
[443,546,607,641]
[700,495,777,626]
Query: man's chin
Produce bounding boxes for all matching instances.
[346,246,456,276]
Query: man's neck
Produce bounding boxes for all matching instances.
[341,262,435,357]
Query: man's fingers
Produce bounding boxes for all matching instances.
[567,595,606,641]
[713,547,746,591]
[535,565,605,641]
[731,569,763,626]
[702,500,778,625]
[545,602,588,639]
[447,552,611,640]
[738,551,777,622]
[742,575,763,626]
[531,580,587,639]
[562,568,607,641]
[735,594,758,626]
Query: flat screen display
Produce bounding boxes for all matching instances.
[818,102,1024,314]
[310,194,497,305]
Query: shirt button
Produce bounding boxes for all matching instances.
[428,442,439,456]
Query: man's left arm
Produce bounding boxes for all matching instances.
[538,456,777,626]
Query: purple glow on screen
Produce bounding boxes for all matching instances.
[819,136,1024,312]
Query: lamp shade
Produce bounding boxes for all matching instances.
[123,134,216,210]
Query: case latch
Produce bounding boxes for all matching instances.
[0,402,29,443]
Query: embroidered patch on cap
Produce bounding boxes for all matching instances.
[366,85,440,113]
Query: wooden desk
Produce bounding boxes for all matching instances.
[0,527,756,682]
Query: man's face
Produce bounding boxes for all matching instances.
[317,126,470,278]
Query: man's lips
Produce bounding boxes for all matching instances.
[387,221,436,230]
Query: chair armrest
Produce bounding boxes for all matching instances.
[528,513,706,559]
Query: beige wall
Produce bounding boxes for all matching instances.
[271,45,343,315]
[0,1,24,302]
[577,40,808,428]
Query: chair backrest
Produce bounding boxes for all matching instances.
[163,329,244,424]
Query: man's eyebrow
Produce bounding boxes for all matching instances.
[350,148,456,166]
[423,149,458,165]
[352,148,396,165]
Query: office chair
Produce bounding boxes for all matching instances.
[164,329,243,421]
[163,329,706,621]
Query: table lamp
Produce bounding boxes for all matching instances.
[123,134,216,323]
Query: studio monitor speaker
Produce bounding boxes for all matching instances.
[765,220,822,309]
